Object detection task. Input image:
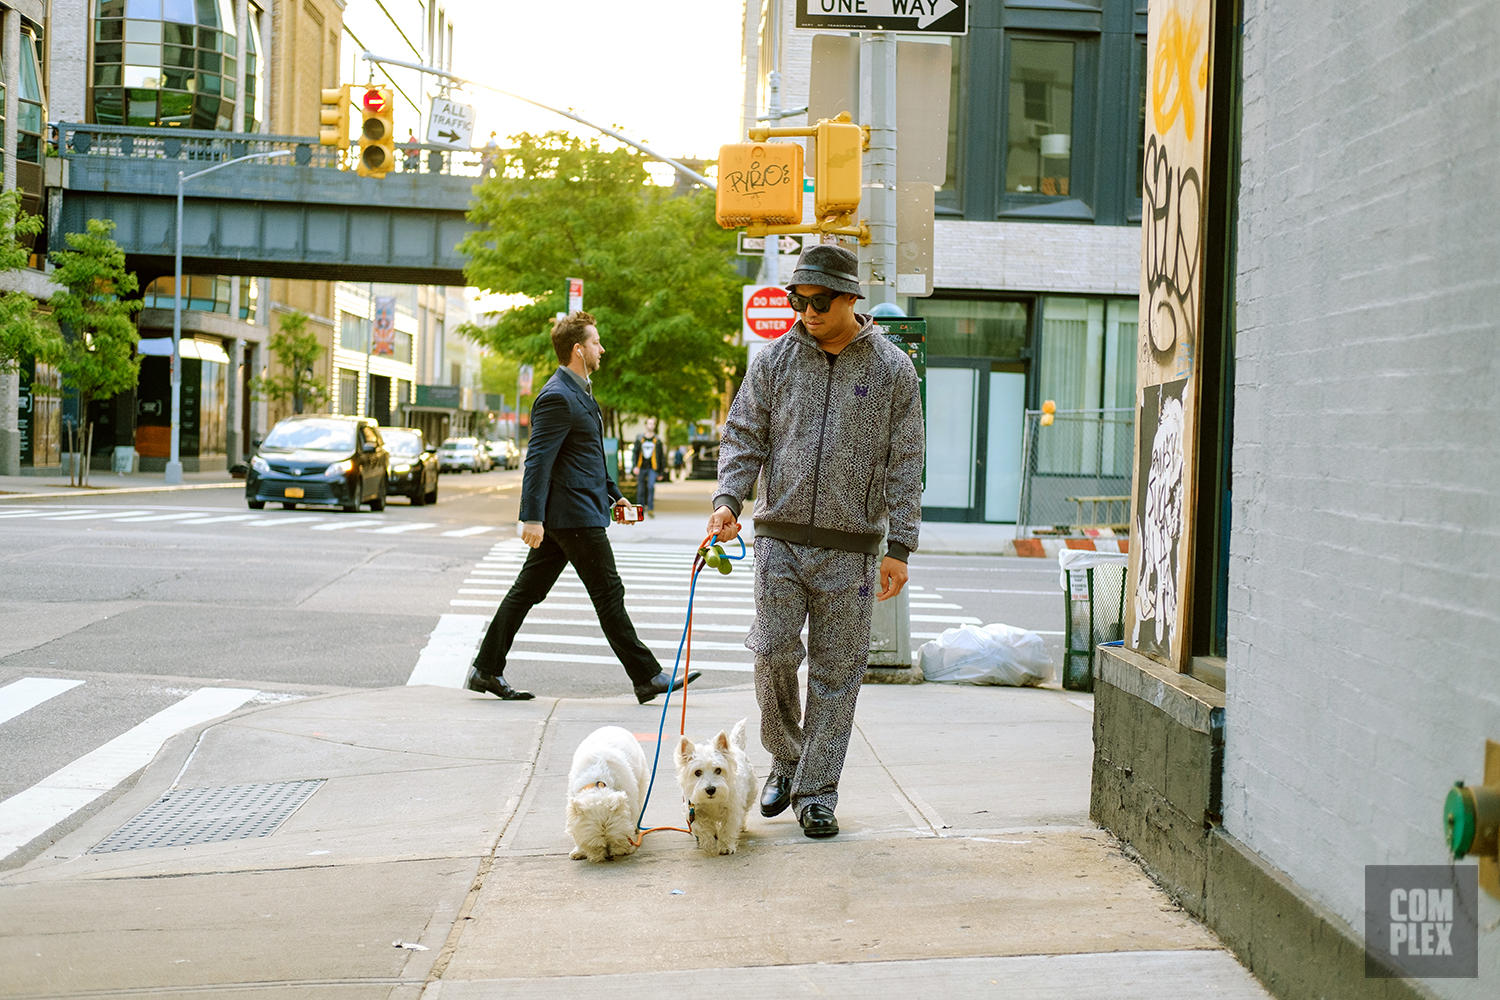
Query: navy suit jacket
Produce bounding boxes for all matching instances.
[519,367,621,528]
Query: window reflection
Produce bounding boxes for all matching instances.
[1006,40,1074,196]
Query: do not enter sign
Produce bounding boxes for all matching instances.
[743,285,797,343]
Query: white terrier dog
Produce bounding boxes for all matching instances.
[565,725,648,863]
[673,718,756,856]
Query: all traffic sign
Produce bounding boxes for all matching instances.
[426,96,476,149]
[743,285,797,344]
[796,0,967,34]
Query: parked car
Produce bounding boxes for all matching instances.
[247,415,388,512]
[486,438,521,470]
[438,437,490,473]
[380,426,439,505]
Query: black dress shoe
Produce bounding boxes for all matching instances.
[799,803,839,839]
[465,664,534,701]
[760,775,793,817]
[633,669,700,704]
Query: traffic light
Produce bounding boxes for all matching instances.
[714,141,804,228]
[356,86,395,178]
[318,85,350,150]
[814,113,864,220]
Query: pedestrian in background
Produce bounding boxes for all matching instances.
[671,445,686,482]
[478,131,499,179]
[466,312,699,703]
[631,417,665,518]
[707,244,924,840]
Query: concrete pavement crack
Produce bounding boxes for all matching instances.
[420,702,558,988]
[852,716,944,837]
[292,544,397,607]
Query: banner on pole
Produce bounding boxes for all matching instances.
[372,297,396,356]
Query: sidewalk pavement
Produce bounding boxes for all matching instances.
[0,481,1271,999]
[0,468,242,499]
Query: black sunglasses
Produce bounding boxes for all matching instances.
[787,291,839,314]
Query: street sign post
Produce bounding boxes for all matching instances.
[795,0,967,34]
[737,233,805,256]
[743,285,796,344]
[426,96,476,148]
[567,278,584,314]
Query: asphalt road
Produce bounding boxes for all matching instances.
[0,470,1065,868]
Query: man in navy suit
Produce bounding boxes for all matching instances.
[466,311,700,703]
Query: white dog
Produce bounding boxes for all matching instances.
[673,718,757,856]
[565,725,649,863]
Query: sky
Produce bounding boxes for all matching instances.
[442,0,746,165]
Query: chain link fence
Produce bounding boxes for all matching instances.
[1017,407,1135,538]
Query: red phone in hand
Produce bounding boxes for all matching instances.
[613,504,645,524]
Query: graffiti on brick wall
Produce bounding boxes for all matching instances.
[1131,378,1188,659]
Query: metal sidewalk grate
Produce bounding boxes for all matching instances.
[91,780,326,853]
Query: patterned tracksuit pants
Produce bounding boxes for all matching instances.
[747,536,878,817]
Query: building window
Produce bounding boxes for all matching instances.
[142,274,238,312]
[340,311,370,352]
[1006,39,1075,198]
[92,0,238,129]
[1036,297,1137,476]
[922,299,1029,360]
[338,370,358,415]
[16,28,45,164]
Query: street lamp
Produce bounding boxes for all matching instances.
[166,149,292,485]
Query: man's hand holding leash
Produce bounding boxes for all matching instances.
[707,505,740,544]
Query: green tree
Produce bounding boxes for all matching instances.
[252,311,329,415]
[49,218,143,487]
[459,132,743,436]
[0,189,57,376]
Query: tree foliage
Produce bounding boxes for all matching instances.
[49,219,143,485]
[0,189,57,376]
[253,311,329,414]
[459,132,743,432]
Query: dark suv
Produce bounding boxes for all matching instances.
[247,415,389,512]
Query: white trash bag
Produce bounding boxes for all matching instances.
[918,623,1054,687]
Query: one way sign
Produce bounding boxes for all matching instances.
[796,0,966,34]
[427,96,476,149]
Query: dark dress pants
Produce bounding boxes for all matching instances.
[473,526,661,686]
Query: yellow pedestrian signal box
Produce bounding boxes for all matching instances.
[814,114,864,219]
[357,86,395,178]
[715,141,804,228]
[319,85,350,150]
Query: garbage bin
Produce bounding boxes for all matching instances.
[1057,548,1129,692]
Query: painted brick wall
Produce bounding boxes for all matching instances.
[1224,3,1500,993]
[935,220,1140,296]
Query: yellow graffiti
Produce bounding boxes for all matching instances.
[1152,7,1206,142]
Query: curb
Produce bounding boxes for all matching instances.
[1010,534,1130,558]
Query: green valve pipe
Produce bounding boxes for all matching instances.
[1444,780,1500,861]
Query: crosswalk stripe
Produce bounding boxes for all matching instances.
[246,515,328,527]
[37,510,151,521]
[407,614,488,688]
[0,687,259,861]
[513,632,748,653]
[109,512,208,523]
[499,650,753,672]
[175,514,266,525]
[912,614,984,624]
[310,519,385,531]
[0,509,48,518]
[364,522,437,534]
[519,617,749,635]
[0,678,85,726]
[450,599,756,615]
[442,526,496,537]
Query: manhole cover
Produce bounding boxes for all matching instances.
[91,780,325,853]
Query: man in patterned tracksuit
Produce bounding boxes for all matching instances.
[708,244,924,839]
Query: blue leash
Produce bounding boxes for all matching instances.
[634,533,747,835]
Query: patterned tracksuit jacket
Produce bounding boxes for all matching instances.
[715,315,924,812]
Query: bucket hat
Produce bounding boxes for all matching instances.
[786,244,863,299]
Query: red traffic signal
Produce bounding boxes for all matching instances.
[362,89,387,114]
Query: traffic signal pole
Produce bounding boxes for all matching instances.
[863,32,898,309]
